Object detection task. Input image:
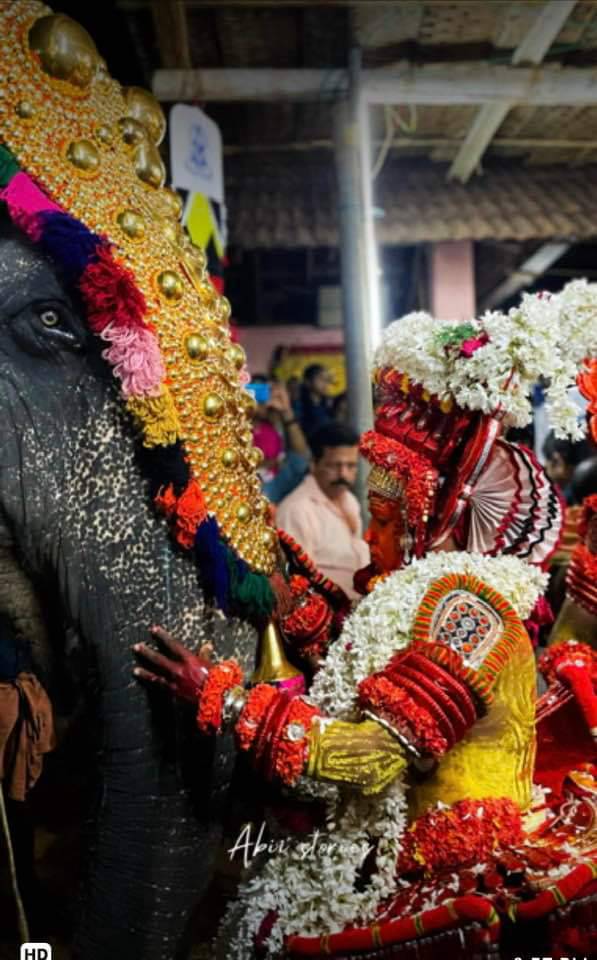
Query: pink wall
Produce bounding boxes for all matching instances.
[237,325,344,375]
[430,240,475,321]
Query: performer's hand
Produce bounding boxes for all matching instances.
[306,718,407,795]
[133,626,213,704]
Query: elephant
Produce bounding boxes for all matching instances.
[0,209,257,959]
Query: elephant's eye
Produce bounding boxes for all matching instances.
[40,308,60,328]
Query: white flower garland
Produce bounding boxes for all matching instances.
[374,280,597,440]
[218,553,546,959]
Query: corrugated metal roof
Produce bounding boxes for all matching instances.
[225,155,597,247]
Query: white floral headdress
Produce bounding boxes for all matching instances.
[374,280,597,441]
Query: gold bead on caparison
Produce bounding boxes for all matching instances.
[185,333,209,360]
[66,139,100,174]
[203,393,225,420]
[123,86,166,145]
[134,141,166,189]
[221,448,239,469]
[236,503,252,524]
[157,270,184,302]
[16,100,36,119]
[117,210,145,240]
[29,14,99,89]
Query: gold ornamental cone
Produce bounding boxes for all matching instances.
[251,621,303,685]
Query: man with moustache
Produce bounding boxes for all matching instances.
[276,422,369,599]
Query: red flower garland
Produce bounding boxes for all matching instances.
[196,659,244,734]
[397,797,523,877]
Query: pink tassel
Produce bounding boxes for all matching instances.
[101,323,165,397]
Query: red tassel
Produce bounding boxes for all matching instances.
[79,246,147,333]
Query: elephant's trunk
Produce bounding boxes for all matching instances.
[9,399,255,960]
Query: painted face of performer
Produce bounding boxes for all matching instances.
[365,492,406,573]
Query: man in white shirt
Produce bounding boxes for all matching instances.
[276,423,369,599]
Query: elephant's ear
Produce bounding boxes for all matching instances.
[0,544,53,685]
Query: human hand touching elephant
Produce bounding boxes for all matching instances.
[133,627,214,704]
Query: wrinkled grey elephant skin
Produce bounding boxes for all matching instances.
[0,218,257,959]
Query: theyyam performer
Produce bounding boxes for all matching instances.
[138,295,597,959]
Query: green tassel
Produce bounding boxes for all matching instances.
[227,551,275,621]
[0,145,20,187]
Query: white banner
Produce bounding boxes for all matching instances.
[169,103,223,203]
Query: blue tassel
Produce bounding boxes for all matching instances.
[194,516,230,612]
[37,211,103,282]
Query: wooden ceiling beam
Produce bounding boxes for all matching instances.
[448,0,577,183]
[153,62,597,104]
[151,0,192,69]
[480,242,570,310]
[222,136,597,154]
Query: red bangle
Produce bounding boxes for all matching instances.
[389,670,457,749]
[196,660,244,734]
[254,691,293,770]
[407,651,477,727]
[358,674,448,756]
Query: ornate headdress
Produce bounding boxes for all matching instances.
[361,288,597,567]
[0,2,280,621]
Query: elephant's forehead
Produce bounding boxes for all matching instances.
[0,234,61,311]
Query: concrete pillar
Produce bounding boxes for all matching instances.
[429,240,475,320]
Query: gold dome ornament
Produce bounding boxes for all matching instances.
[66,139,100,175]
[118,116,147,149]
[202,393,225,421]
[116,210,145,241]
[123,86,166,145]
[221,448,239,469]
[133,140,165,188]
[226,344,246,369]
[236,502,252,524]
[28,14,98,89]
[185,333,209,360]
[157,270,184,303]
[16,100,36,120]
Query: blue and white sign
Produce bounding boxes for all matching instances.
[169,103,224,203]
